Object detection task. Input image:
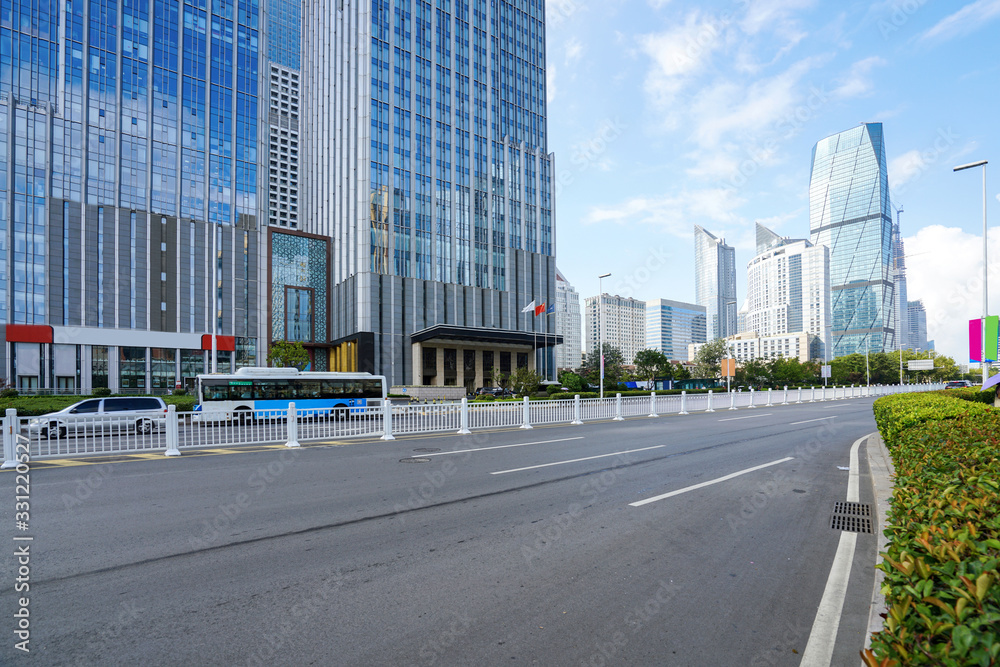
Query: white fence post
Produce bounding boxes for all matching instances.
[572,395,583,425]
[614,393,624,421]
[1,408,17,469]
[649,392,658,418]
[285,402,301,448]
[520,396,533,429]
[748,390,756,409]
[458,397,471,435]
[164,405,181,457]
[706,390,714,413]
[381,399,395,441]
[810,386,816,402]
[766,388,773,407]
[782,386,788,405]
[679,391,688,415]
[796,387,803,404]
[729,389,737,411]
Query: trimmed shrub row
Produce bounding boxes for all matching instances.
[865,391,1000,666]
[0,394,196,417]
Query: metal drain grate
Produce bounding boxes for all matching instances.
[830,502,873,533]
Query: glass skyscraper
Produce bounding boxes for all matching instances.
[693,225,737,341]
[303,0,557,386]
[809,123,895,357]
[645,298,706,362]
[0,0,264,391]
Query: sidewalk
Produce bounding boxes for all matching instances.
[864,430,894,650]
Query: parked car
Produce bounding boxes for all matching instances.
[27,396,168,438]
[474,387,513,398]
[945,380,973,389]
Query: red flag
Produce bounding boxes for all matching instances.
[534,303,546,316]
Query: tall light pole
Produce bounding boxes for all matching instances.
[954,159,988,386]
[598,273,611,399]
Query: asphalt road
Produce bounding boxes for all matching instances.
[1,398,885,666]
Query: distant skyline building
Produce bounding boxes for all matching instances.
[892,218,909,351]
[646,299,706,362]
[694,225,738,342]
[908,300,929,352]
[555,269,582,370]
[301,0,558,387]
[745,223,831,360]
[690,331,821,365]
[584,295,646,365]
[266,0,301,228]
[809,122,895,358]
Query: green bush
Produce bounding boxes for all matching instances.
[865,392,1000,667]
[0,388,17,398]
[546,384,560,395]
[92,387,112,397]
[472,394,496,402]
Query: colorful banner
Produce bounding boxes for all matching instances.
[971,318,983,363]
[970,316,999,362]
[987,315,999,362]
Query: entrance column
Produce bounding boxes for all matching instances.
[411,341,423,386]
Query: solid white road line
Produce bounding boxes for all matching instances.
[790,417,838,425]
[489,445,665,475]
[628,457,794,507]
[717,413,773,422]
[420,436,585,457]
[799,434,868,666]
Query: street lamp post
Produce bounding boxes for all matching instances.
[954,159,988,386]
[598,273,611,400]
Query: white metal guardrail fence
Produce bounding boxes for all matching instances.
[0,384,946,466]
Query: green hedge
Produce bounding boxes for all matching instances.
[0,394,196,417]
[865,392,1000,666]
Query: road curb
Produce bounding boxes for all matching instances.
[863,430,894,651]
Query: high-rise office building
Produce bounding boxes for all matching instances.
[694,225,737,341]
[584,295,646,366]
[646,299,706,362]
[554,269,581,370]
[0,0,265,392]
[892,218,909,351]
[266,0,301,229]
[809,123,895,357]
[302,0,557,388]
[907,300,929,352]
[745,223,830,359]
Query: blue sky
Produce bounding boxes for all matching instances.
[546,0,1000,363]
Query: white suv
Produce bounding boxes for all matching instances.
[28,397,168,438]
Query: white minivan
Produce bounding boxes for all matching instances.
[28,396,168,438]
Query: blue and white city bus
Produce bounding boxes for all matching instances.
[196,367,387,422]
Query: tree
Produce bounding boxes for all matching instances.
[633,349,669,387]
[269,340,310,369]
[580,344,625,389]
[509,366,542,396]
[558,370,585,392]
[693,339,731,378]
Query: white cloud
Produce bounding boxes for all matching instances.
[741,0,815,37]
[583,188,747,238]
[547,63,557,104]
[904,225,1000,361]
[564,37,584,66]
[689,56,819,149]
[638,12,729,115]
[888,149,926,191]
[920,0,1000,43]
[830,56,886,100]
